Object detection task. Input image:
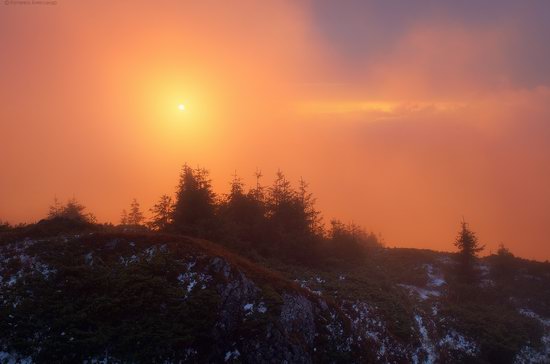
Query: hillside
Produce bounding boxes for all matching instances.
[1,230,549,363]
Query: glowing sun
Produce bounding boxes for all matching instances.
[178,104,185,111]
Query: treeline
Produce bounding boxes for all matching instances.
[44,165,383,265]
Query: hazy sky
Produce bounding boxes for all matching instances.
[1,1,550,260]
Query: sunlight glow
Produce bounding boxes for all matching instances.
[296,100,465,118]
[178,104,185,111]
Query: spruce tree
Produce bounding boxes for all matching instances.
[0,220,10,232]
[48,196,63,219]
[218,171,269,245]
[172,164,217,237]
[454,219,484,282]
[148,195,174,231]
[298,177,323,236]
[120,209,128,225]
[127,199,144,226]
[48,197,95,223]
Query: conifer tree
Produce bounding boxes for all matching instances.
[48,196,63,219]
[298,177,323,236]
[251,168,265,202]
[172,164,217,237]
[0,219,10,232]
[328,220,381,262]
[218,171,269,245]
[48,197,95,223]
[264,171,325,261]
[229,171,244,197]
[148,195,174,231]
[127,199,144,226]
[63,198,88,221]
[496,243,513,258]
[120,209,128,225]
[267,170,294,212]
[493,243,516,280]
[454,219,484,282]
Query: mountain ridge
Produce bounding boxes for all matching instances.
[1,230,549,363]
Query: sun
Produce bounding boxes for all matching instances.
[178,104,185,111]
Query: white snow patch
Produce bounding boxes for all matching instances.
[84,252,94,265]
[7,275,18,287]
[519,309,550,327]
[243,303,254,311]
[515,335,550,364]
[398,264,445,301]
[0,252,56,285]
[224,349,240,361]
[398,284,440,301]
[424,264,445,287]
[0,352,32,364]
[294,278,322,295]
[119,255,139,266]
[84,355,116,364]
[479,278,495,288]
[142,245,166,260]
[377,343,386,358]
[477,263,490,276]
[437,256,453,265]
[243,302,268,315]
[177,260,211,296]
[144,247,156,260]
[515,309,550,363]
[185,278,197,293]
[438,330,478,356]
[325,311,352,352]
[35,261,56,278]
[414,315,437,364]
[345,300,411,359]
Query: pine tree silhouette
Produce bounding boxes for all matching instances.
[172,164,217,237]
[454,219,484,282]
[148,195,174,231]
[127,199,144,226]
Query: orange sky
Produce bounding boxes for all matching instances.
[1,1,550,260]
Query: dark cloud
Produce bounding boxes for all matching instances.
[309,0,550,88]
